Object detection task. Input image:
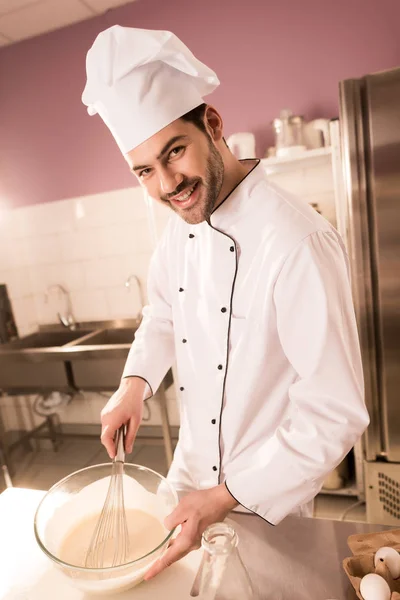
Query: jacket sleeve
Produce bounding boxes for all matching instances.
[225,230,370,524]
[122,230,175,397]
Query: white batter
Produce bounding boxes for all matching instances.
[59,508,166,568]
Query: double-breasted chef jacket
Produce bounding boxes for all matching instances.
[123,159,370,525]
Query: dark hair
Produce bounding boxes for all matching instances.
[180,103,208,134]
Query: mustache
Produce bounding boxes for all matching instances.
[161,178,200,202]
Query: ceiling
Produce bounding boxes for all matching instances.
[0,0,137,47]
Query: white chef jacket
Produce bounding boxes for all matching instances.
[123,159,369,525]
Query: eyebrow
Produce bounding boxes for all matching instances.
[131,135,189,172]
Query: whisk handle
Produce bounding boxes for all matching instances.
[114,425,126,463]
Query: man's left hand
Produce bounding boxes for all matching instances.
[144,483,238,580]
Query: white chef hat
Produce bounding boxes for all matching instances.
[82,25,220,154]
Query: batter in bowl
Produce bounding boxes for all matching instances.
[59,508,166,568]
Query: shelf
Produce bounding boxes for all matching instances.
[319,482,359,498]
[261,146,332,174]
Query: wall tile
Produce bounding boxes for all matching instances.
[23,235,62,267]
[59,229,103,262]
[105,285,143,320]
[11,295,38,335]
[84,255,136,290]
[6,205,36,239]
[0,237,11,270]
[69,289,110,322]
[72,186,149,230]
[7,237,31,268]
[1,267,32,299]
[33,291,62,325]
[94,221,153,258]
[29,262,86,295]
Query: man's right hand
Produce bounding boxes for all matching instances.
[100,377,147,458]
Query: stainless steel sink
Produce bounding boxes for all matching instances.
[0,321,141,395]
[3,329,93,350]
[69,327,136,391]
[76,328,135,346]
[0,328,94,394]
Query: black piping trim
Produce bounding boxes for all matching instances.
[122,375,154,400]
[211,159,260,216]
[224,481,275,527]
[209,226,237,485]
[207,160,261,492]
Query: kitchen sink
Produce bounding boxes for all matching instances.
[69,327,136,391]
[0,321,143,395]
[0,328,94,394]
[76,328,135,346]
[3,329,93,350]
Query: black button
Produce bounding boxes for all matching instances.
[230,246,234,252]
[179,287,184,292]
[180,387,184,391]
[217,364,223,370]
[189,233,195,238]
[221,307,227,313]
[212,466,218,472]
[182,339,187,343]
[211,419,216,424]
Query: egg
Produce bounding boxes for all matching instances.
[360,573,391,600]
[375,546,400,579]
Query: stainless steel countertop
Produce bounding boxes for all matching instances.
[0,488,391,599]
[226,512,391,600]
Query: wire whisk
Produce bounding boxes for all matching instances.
[85,425,130,568]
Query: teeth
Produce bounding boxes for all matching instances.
[175,185,195,202]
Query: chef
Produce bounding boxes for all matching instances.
[82,25,370,579]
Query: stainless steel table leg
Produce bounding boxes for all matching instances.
[0,404,12,488]
[0,445,13,488]
[157,383,174,468]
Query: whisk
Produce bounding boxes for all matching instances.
[85,425,130,568]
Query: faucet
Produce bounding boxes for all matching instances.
[45,284,77,330]
[124,274,145,320]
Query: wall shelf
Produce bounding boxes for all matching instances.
[261,147,332,174]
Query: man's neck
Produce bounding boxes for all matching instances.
[214,157,256,211]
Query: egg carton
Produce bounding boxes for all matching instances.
[343,528,400,600]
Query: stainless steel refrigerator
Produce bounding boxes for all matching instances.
[331,66,400,524]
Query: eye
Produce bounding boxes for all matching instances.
[139,168,152,179]
[169,146,185,159]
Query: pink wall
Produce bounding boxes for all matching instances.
[0,0,399,208]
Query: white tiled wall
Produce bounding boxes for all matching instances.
[0,186,170,336]
[0,157,336,434]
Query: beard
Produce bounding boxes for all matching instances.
[160,141,224,225]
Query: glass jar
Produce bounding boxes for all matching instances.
[191,522,254,600]
[272,109,305,155]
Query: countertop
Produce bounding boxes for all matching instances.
[0,488,392,600]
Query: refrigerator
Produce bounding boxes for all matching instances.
[331,66,400,524]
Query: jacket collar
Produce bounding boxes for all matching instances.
[209,159,263,231]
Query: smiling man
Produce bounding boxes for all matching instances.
[128,105,247,224]
[82,25,369,580]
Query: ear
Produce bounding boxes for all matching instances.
[204,105,224,142]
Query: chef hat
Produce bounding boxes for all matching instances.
[82,25,220,154]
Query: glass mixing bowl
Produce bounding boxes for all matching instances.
[34,463,178,595]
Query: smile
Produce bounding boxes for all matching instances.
[172,184,197,202]
[168,182,199,210]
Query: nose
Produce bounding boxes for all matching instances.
[159,167,183,195]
